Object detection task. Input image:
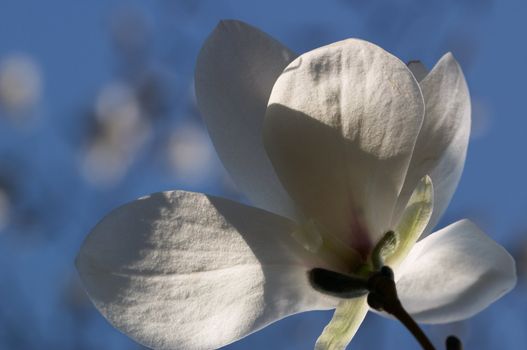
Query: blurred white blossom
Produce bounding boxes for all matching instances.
[95,82,143,137]
[82,82,151,187]
[0,54,42,113]
[166,122,214,185]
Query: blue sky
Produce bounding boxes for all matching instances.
[0,0,525,349]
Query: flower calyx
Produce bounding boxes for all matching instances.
[310,264,455,350]
[366,266,399,313]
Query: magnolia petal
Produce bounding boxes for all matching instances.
[386,175,433,269]
[315,297,369,350]
[264,39,425,256]
[395,53,470,234]
[76,191,337,350]
[195,20,298,219]
[396,219,516,324]
[407,60,429,82]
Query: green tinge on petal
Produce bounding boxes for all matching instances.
[386,175,434,268]
[371,230,399,270]
[315,297,369,350]
[314,176,432,349]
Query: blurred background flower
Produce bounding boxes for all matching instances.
[81,81,151,187]
[0,0,526,349]
[0,54,42,115]
[165,121,215,185]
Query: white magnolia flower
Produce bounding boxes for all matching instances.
[76,21,516,350]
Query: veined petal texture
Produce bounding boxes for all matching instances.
[264,39,424,257]
[195,20,298,219]
[76,191,337,350]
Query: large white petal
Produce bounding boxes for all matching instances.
[394,53,471,233]
[76,191,337,350]
[195,20,298,219]
[396,219,516,324]
[263,39,425,258]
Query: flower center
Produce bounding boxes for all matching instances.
[307,228,460,350]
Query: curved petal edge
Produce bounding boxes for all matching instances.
[396,219,516,324]
[76,191,337,350]
[195,20,298,219]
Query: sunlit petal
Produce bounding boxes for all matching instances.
[76,191,338,350]
[264,39,424,257]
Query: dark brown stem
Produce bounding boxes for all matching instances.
[308,265,463,350]
[382,298,435,350]
[367,266,436,350]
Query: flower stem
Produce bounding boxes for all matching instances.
[367,266,436,350]
[308,265,463,350]
[381,297,435,350]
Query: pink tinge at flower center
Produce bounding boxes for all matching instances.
[348,208,374,261]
